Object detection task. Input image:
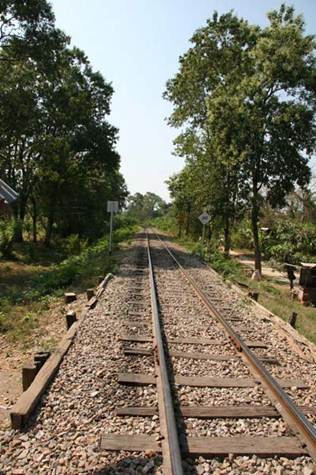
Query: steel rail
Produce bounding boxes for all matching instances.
[146,233,184,475]
[153,231,316,462]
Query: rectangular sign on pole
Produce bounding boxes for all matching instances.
[107,201,119,255]
[107,201,119,213]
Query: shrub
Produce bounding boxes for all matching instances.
[149,216,177,234]
[207,250,244,279]
[63,234,88,256]
[114,213,138,228]
[23,224,138,300]
[0,219,15,257]
[263,221,316,263]
[231,221,253,249]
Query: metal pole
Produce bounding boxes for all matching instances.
[201,223,206,259]
[109,210,113,255]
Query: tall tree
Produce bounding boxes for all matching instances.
[0,2,127,245]
[165,5,316,274]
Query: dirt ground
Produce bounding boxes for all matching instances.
[229,249,295,285]
[0,294,86,429]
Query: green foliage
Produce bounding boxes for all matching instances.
[25,239,108,299]
[0,1,127,245]
[263,221,316,263]
[164,5,316,272]
[149,215,178,234]
[231,221,253,250]
[0,310,9,332]
[127,192,169,222]
[0,219,15,257]
[23,224,137,300]
[0,222,138,335]
[112,225,139,244]
[114,213,138,229]
[63,234,88,256]
[230,217,316,264]
[207,251,244,279]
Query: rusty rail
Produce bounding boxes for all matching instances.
[146,233,184,474]
[153,231,316,462]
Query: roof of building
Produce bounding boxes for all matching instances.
[0,178,18,204]
[300,262,316,269]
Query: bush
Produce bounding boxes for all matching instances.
[0,219,15,257]
[207,250,244,279]
[23,224,138,300]
[149,216,177,234]
[231,221,253,249]
[263,221,316,264]
[63,234,88,256]
[113,225,138,243]
[114,213,138,228]
[0,311,9,332]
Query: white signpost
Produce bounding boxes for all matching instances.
[107,201,119,254]
[198,212,211,256]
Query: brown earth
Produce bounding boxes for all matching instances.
[0,294,86,429]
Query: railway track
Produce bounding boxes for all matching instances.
[100,230,316,474]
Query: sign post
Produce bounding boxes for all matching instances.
[107,201,119,255]
[198,212,211,258]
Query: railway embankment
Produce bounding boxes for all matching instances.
[0,232,315,474]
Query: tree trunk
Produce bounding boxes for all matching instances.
[45,204,55,247]
[224,217,230,255]
[251,192,262,276]
[185,202,191,235]
[31,198,37,243]
[45,216,53,246]
[14,198,27,242]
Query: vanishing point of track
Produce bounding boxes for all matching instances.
[100,231,316,474]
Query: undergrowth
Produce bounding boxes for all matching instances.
[0,224,138,340]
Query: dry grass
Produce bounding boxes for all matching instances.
[258,282,316,344]
[0,251,60,342]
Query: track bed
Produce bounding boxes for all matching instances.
[0,232,315,474]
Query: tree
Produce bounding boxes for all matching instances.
[127,192,167,222]
[0,0,67,63]
[0,2,127,245]
[165,5,316,274]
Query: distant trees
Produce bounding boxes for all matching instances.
[127,192,168,222]
[164,5,316,274]
[0,0,127,246]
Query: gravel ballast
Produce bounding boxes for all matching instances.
[0,233,315,474]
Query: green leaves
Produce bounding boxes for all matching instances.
[164,5,316,270]
[127,193,168,222]
[0,1,127,244]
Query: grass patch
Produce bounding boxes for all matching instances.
[0,224,138,341]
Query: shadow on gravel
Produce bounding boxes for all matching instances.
[91,456,160,474]
[92,454,199,474]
